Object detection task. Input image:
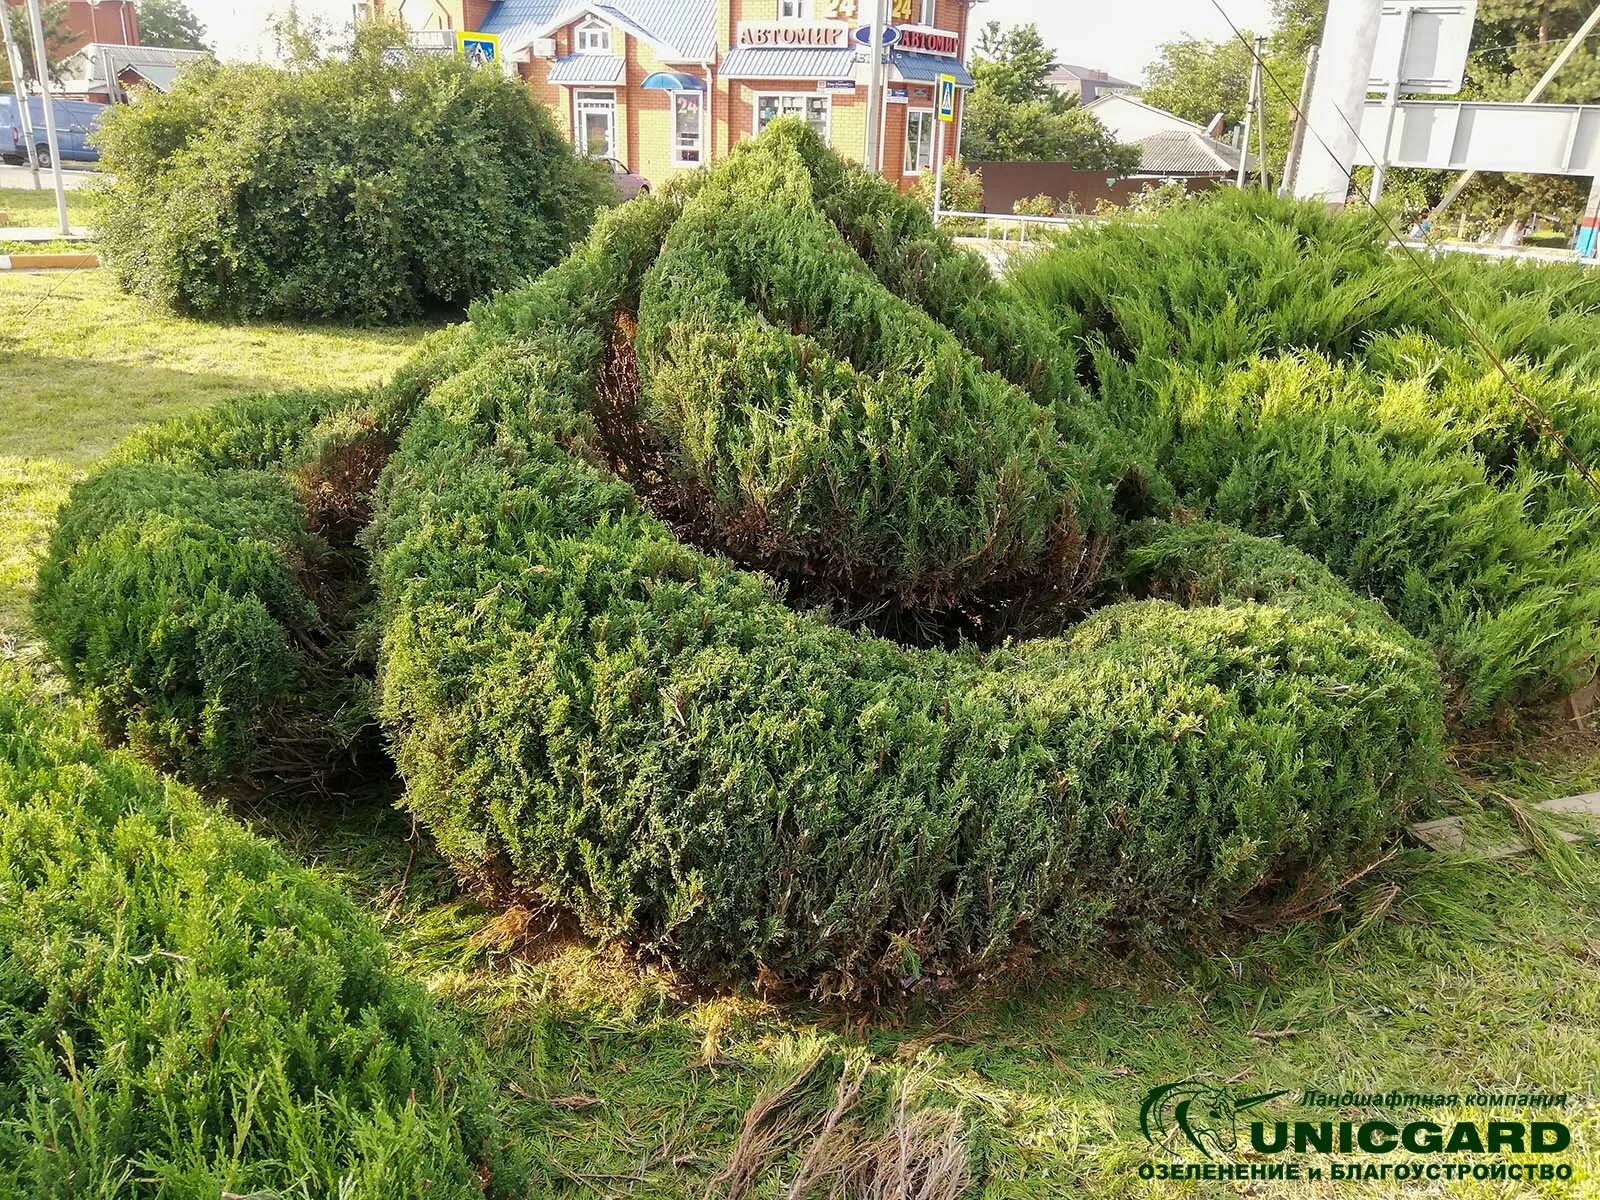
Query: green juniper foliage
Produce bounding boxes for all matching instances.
[0,679,503,1198]
[32,390,398,784]
[367,133,1444,997]
[776,124,1082,404]
[1012,189,1600,715]
[634,130,1106,610]
[43,123,1600,1001]
[1154,353,1600,718]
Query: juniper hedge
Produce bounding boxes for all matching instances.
[47,123,1600,998]
[0,678,503,1197]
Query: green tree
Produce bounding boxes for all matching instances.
[1270,0,1325,56]
[136,0,211,52]
[1140,24,1313,183]
[0,1,69,88]
[1468,0,1600,103]
[972,20,1057,104]
[1140,34,1256,128]
[963,20,1139,171]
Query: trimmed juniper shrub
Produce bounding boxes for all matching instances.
[0,679,504,1197]
[32,388,402,784]
[1154,353,1600,719]
[374,360,1442,996]
[1007,188,1428,373]
[108,389,353,473]
[634,126,1109,614]
[772,123,1082,403]
[1012,190,1600,719]
[32,465,322,782]
[368,161,1444,997]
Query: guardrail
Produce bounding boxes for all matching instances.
[1398,237,1596,267]
[933,210,1084,243]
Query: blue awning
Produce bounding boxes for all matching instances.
[548,54,625,85]
[889,51,973,88]
[717,46,859,80]
[640,70,705,90]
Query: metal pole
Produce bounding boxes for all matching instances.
[1369,78,1400,204]
[1279,44,1318,197]
[1434,2,1600,221]
[1237,42,1260,188]
[863,0,883,174]
[1,8,40,188]
[1294,0,1384,205]
[932,110,946,223]
[1580,172,1600,262]
[1254,37,1270,193]
[23,0,67,234]
[1368,7,1412,206]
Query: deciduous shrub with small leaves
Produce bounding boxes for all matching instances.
[94,24,612,322]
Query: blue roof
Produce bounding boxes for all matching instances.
[479,0,562,53]
[717,46,859,80]
[889,51,973,88]
[598,0,715,60]
[548,53,625,83]
[481,0,715,60]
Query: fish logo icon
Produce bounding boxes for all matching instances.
[1139,1080,1290,1159]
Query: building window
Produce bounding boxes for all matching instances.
[574,90,616,158]
[920,0,935,24]
[673,91,703,165]
[779,0,811,18]
[755,93,829,142]
[904,109,933,174]
[575,17,610,53]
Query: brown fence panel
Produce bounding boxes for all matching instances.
[964,162,1221,213]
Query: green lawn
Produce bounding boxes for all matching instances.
[0,182,99,254]
[0,268,424,640]
[0,181,97,227]
[2,274,1597,1197]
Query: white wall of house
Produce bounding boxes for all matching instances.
[1083,94,1205,143]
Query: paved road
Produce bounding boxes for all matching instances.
[0,164,99,189]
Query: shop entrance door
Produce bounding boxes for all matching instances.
[575,91,616,158]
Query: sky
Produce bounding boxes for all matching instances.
[191,0,1278,79]
[981,0,1275,83]
[191,0,350,62]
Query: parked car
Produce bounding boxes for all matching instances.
[603,156,650,199]
[1,95,107,167]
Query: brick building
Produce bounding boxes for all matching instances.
[5,0,140,55]
[379,0,974,191]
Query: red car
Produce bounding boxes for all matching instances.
[603,156,650,199]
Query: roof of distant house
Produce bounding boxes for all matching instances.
[62,43,210,94]
[481,0,718,61]
[1134,128,1254,176]
[1048,63,1137,89]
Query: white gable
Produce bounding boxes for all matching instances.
[1084,94,1207,144]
